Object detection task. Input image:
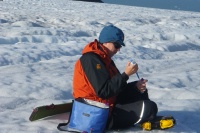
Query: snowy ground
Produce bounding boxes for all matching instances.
[0,0,200,132]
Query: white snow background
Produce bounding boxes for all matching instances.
[0,0,200,132]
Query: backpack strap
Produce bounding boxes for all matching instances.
[57,100,75,132]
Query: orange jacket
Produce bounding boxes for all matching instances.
[72,40,129,108]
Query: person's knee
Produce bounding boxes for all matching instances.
[142,100,158,121]
[149,101,158,114]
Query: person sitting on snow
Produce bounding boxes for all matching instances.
[72,25,175,131]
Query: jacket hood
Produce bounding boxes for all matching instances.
[82,39,110,61]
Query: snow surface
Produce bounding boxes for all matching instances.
[0,0,200,132]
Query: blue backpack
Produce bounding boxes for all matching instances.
[57,99,109,133]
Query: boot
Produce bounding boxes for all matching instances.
[141,116,176,131]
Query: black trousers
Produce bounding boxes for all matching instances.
[107,82,158,129]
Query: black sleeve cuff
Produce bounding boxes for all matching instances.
[122,72,129,81]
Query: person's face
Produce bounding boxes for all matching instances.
[103,42,122,57]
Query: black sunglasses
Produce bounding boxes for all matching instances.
[113,42,122,49]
